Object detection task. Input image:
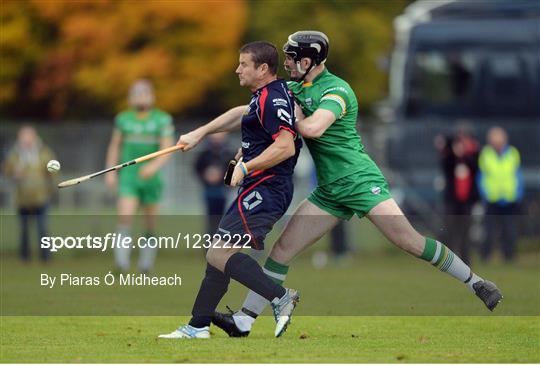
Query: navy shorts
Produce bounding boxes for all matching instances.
[217,174,293,250]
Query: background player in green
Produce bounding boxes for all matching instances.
[105,79,174,273]
[212,31,503,337]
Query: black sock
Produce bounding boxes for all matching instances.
[224,252,286,302]
[189,263,230,328]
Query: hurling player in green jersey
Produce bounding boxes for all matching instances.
[105,79,174,273]
[212,31,502,337]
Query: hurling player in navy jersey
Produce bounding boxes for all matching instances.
[159,41,302,339]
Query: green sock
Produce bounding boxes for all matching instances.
[262,257,289,285]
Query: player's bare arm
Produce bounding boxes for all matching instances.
[139,135,174,179]
[178,105,247,151]
[294,102,305,121]
[104,128,122,188]
[296,108,336,138]
[230,130,296,186]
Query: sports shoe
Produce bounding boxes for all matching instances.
[212,307,250,338]
[473,280,503,311]
[271,288,300,337]
[158,325,210,339]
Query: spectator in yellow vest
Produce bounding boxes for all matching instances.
[478,127,523,262]
[3,126,56,262]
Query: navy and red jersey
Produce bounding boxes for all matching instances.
[215,79,301,249]
[241,78,302,181]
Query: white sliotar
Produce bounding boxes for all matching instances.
[47,160,61,173]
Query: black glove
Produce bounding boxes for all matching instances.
[223,159,237,186]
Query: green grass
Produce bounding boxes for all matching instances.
[1,316,539,363]
[1,252,539,362]
[1,211,539,362]
[1,250,539,316]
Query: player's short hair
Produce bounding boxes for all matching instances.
[239,41,278,75]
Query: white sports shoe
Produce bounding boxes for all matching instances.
[158,324,210,339]
[271,288,300,337]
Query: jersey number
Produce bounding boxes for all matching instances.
[277,108,293,125]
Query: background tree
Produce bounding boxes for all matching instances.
[1,0,247,119]
[210,0,409,115]
[1,0,409,120]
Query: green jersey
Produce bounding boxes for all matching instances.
[288,69,373,186]
[115,108,174,181]
[115,108,174,163]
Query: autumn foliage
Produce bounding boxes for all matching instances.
[1,0,247,119]
[1,0,407,119]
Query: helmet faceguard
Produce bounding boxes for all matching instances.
[283,30,329,82]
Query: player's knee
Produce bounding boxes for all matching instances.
[205,248,217,266]
[205,247,229,268]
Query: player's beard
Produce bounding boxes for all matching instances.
[284,62,309,82]
[284,65,300,82]
[135,105,150,112]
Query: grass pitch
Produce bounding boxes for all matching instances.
[1,316,538,363]
[1,252,539,363]
[1,212,539,363]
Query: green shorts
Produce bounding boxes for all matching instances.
[118,173,163,205]
[308,169,392,220]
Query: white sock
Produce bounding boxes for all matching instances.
[138,245,157,272]
[466,272,483,292]
[248,289,273,314]
[114,225,131,271]
[232,311,256,332]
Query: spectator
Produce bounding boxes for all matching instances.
[434,123,480,265]
[3,126,56,262]
[194,132,234,235]
[478,126,523,262]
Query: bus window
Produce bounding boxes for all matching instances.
[406,47,538,117]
